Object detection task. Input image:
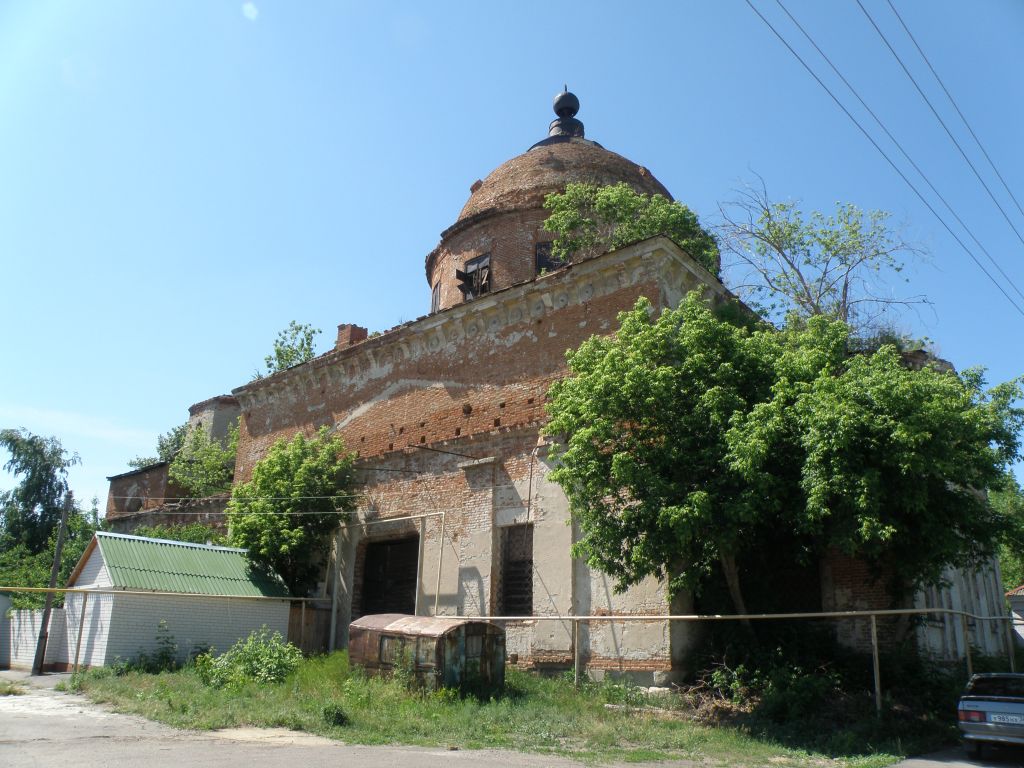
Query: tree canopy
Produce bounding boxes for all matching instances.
[717,183,927,332]
[257,321,322,378]
[992,474,1024,590]
[227,428,356,595]
[0,428,80,553]
[0,428,97,608]
[128,423,189,469]
[545,294,1023,613]
[543,182,720,276]
[168,424,238,498]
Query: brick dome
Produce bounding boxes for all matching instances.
[456,137,672,224]
[425,92,675,313]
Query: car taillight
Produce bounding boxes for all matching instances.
[959,710,986,722]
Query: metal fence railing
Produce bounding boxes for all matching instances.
[463,607,1021,714]
[3,586,1019,715]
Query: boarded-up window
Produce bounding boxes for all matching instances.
[499,524,533,616]
[363,537,419,616]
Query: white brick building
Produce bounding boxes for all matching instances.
[1,532,291,670]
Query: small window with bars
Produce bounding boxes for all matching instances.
[499,524,533,616]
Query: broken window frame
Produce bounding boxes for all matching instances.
[455,253,491,301]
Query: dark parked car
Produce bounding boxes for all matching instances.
[958,673,1024,758]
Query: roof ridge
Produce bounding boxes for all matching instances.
[97,530,244,554]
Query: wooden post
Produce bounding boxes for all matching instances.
[300,600,306,652]
[870,614,882,716]
[961,613,973,678]
[573,619,580,688]
[73,592,89,674]
[1007,618,1017,673]
[33,493,72,676]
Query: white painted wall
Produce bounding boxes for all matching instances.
[3,608,68,670]
[100,593,289,665]
[1009,595,1024,647]
[915,559,1010,660]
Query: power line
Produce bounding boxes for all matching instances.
[884,0,1024,223]
[773,0,1024,304]
[854,0,1024,250]
[743,0,1024,319]
[110,494,362,501]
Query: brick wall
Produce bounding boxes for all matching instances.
[230,239,727,676]
[106,463,188,520]
[104,495,229,535]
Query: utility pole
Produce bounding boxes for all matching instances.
[32,492,72,676]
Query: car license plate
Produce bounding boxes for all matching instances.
[990,713,1024,724]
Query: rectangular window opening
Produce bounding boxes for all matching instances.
[499,524,534,617]
[535,242,559,275]
[456,253,491,301]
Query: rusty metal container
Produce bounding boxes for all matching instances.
[348,614,505,695]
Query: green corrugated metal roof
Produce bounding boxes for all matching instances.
[94,532,291,597]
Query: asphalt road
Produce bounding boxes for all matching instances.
[3,672,1019,768]
[0,673,690,768]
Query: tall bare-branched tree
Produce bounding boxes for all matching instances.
[717,181,929,333]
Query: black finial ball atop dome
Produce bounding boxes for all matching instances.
[553,90,580,118]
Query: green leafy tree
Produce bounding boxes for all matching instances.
[0,429,80,553]
[131,522,227,546]
[717,183,927,332]
[543,182,720,275]
[227,428,356,595]
[992,474,1024,590]
[546,294,1023,614]
[127,423,189,469]
[257,321,322,378]
[168,424,238,497]
[0,495,98,608]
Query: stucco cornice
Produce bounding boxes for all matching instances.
[233,237,731,414]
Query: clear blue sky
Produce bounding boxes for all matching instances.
[1,0,1022,506]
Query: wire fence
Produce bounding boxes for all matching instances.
[1,585,1019,715]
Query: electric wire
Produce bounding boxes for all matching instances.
[743,0,1024,318]
[855,0,1024,251]
[773,0,1024,304]
[884,0,1024,223]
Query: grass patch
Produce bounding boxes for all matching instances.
[0,679,25,695]
[67,651,906,766]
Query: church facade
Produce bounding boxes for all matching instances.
[231,93,726,681]
[108,92,1009,679]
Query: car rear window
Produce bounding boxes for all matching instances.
[966,676,1024,697]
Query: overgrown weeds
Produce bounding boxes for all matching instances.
[681,626,965,758]
[0,679,25,695]
[68,649,900,767]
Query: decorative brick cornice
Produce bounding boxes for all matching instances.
[233,237,731,414]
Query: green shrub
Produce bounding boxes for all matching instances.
[322,704,349,727]
[194,627,302,688]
